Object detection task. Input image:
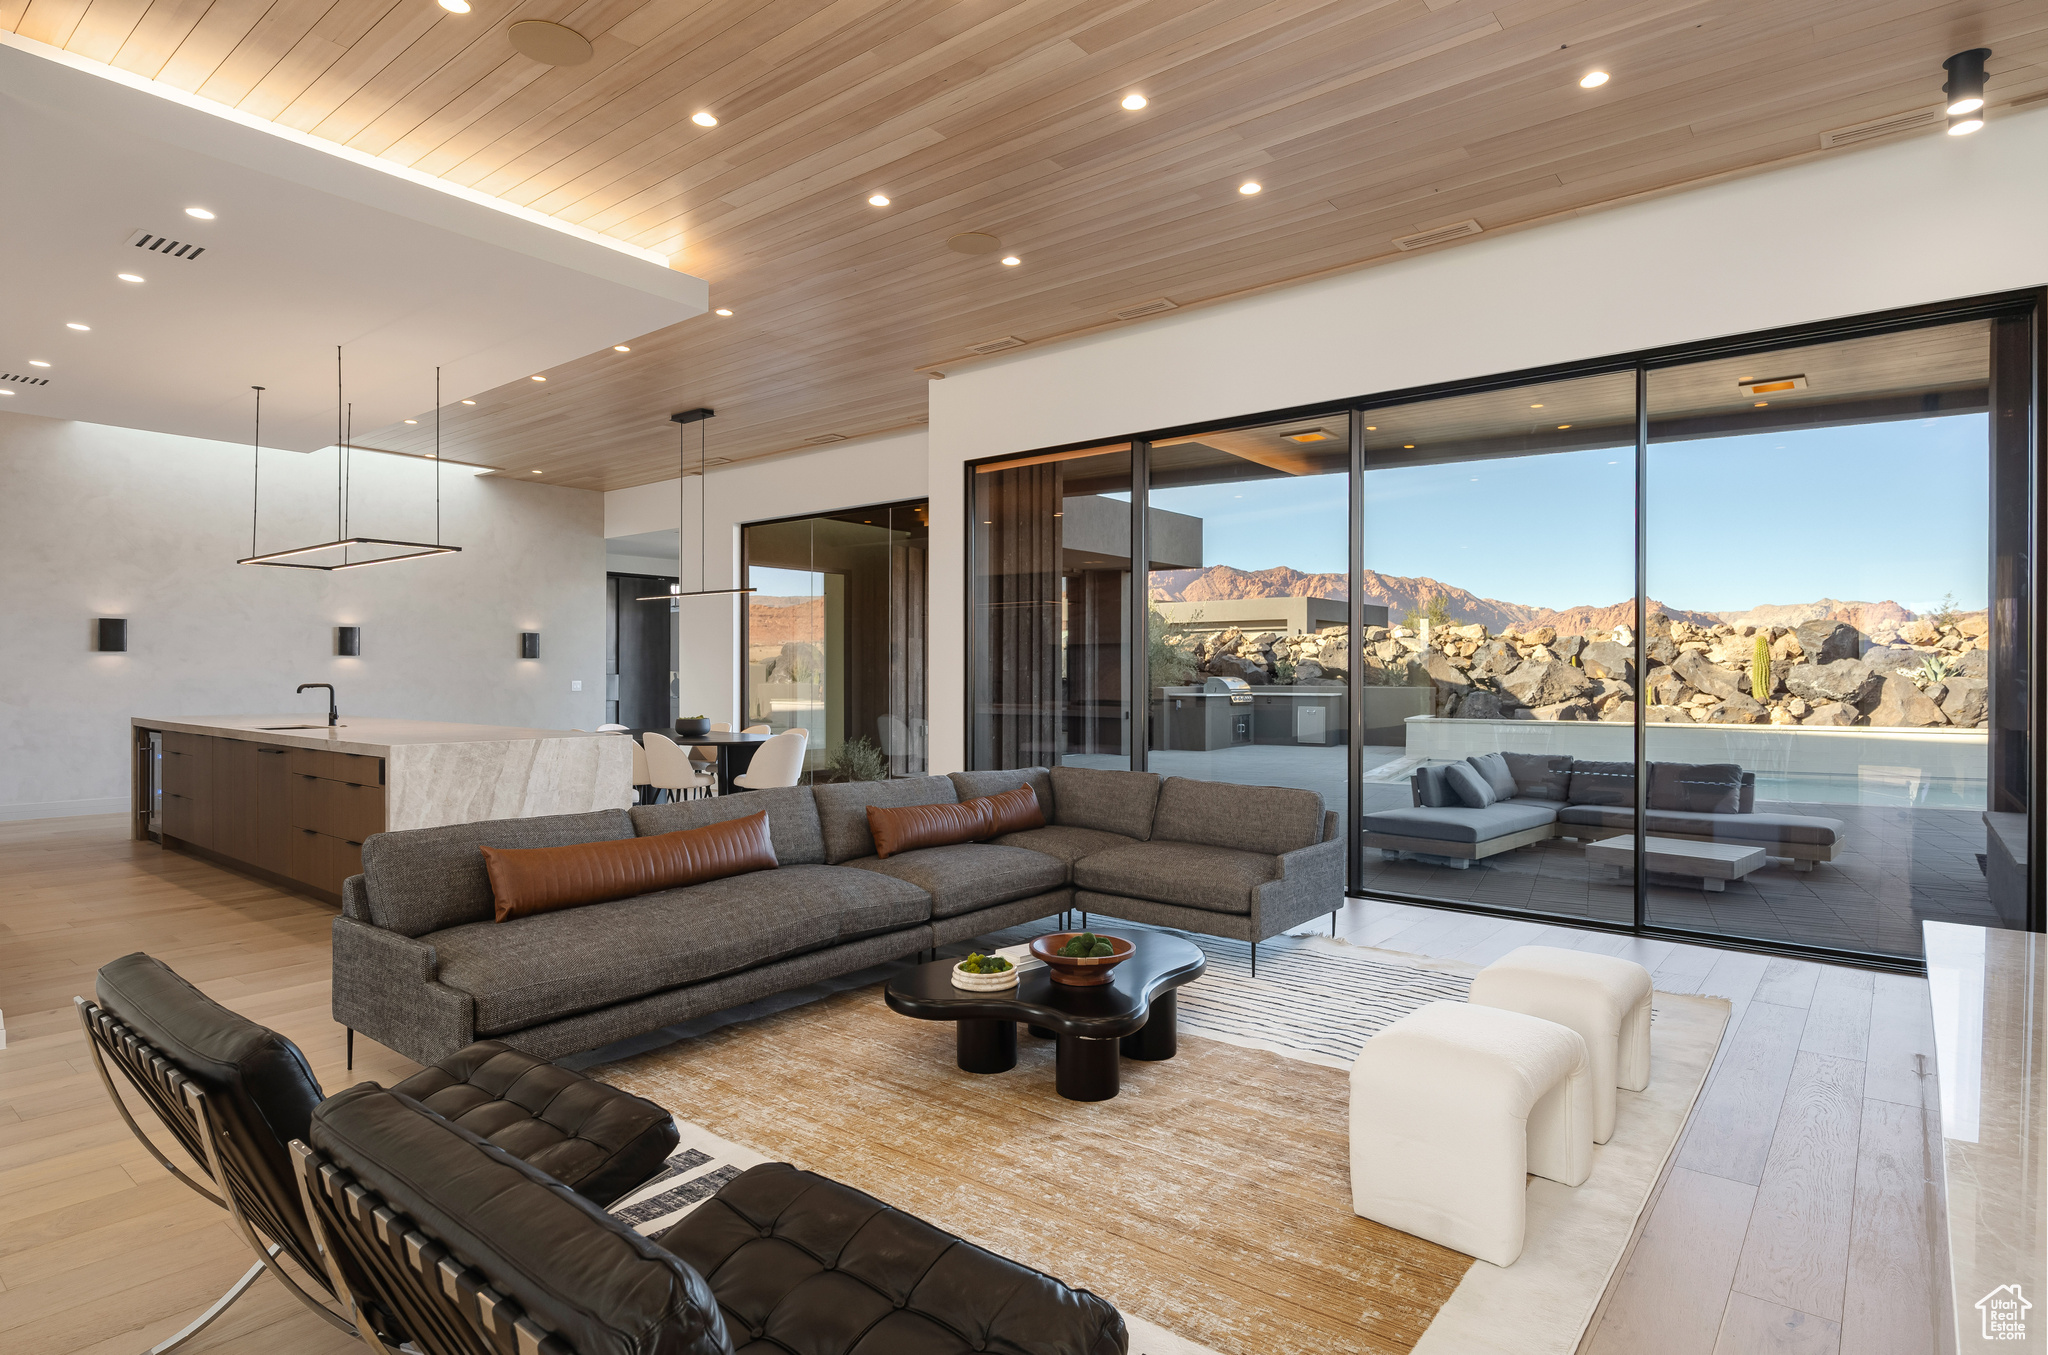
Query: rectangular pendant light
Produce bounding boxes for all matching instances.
[239,538,461,569]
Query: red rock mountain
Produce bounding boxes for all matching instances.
[1149,565,1719,633]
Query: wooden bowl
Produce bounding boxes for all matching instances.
[1029,933,1134,987]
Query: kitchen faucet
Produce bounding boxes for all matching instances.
[297,683,338,727]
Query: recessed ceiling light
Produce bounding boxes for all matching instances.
[1283,429,1332,443]
[67,323,91,331]
[614,345,630,352]
[184,206,215,219]
[530,375,546,381]
[1580,71,1609,88]
[1754,401,1769,407]
[692,112,717,127]
[869,194,890,206]
[531,469,543,474]
[1239,181,1261,195]
[461,399,476,405]
[1530,403,1544,409]
[0,390,12,396]
[1001,255,1021,266]
[29,360,51,367]
[715,308,733,316]
[402,419,417,424]
[440,0,469,10]
[1557,424,1572,429]
[117,273,144,283]
[1403,443,1415,449]
[1365,426,1376,430]
[1121,94,1147,111]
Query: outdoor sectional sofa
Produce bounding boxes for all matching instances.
[333,765,1342,1065]
[1362,752,1845,871]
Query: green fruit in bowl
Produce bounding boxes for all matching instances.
[1091,942,1113,957]
[959,952,1013,974]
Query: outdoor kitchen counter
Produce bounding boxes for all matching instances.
[130,716,634,901]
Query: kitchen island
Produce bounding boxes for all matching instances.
[132,716,634,902]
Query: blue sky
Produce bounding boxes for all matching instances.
[1143,414,1989,614]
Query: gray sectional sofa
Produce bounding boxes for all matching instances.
[333,765,1341,1065]
[1362,753,1845,871]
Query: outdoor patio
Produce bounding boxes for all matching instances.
[1069,743,2004,958]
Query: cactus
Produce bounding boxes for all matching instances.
[1750,633,1771,702]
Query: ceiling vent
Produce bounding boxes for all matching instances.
[1393,219,1483,251]
[805,433,848,444]
[964,335,1027,355]
[128,229,208,260]
[1111,298,1178,321]
[2,372,52,386]
[1821,107,1944,149]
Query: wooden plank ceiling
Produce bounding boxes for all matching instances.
[10,0,2046,490]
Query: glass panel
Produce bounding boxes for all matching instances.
[744,501,929,782]
[1145,418,1349,802]
[1643,321,2011,957]
[972,446,1133,770]
[1359,371,1639,925]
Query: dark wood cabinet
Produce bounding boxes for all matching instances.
[145,730,385,904]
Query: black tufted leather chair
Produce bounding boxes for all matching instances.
[297,1084,1129,1355]
[81,953,679,1353]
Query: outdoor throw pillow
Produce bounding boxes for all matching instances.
[1468,752,1518,802]
[867,800,992,858]
[1444,762,1497,809]
[1649,762,1743,814]
[970,784,1046,835]
[1413,764,1455,807]
[482,812,778,923]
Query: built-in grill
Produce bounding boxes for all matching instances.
[1202,676,1254,705]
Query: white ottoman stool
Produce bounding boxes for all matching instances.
[1469,945,1652,1145]
[1349,1001,1592,1267]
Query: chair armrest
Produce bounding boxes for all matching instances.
[341,873,371,921]
[330,917,475,1066]
[1251,836,1346,941]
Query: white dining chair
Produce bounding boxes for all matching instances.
[741,723,772,735]
[630,739,651,792]
[642,732,713,801]
[690,721,730,777]
[733,730,807,790]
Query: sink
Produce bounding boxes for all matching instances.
[256,724,346,730]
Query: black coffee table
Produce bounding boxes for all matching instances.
[883,934,1206,1102]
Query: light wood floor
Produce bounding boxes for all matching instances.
[0,816,1954,1355]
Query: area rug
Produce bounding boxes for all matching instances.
[590,938,1728,1355]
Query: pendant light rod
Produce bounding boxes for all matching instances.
[249,385,264,558]
[638,408,753,600]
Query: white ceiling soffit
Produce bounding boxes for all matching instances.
[0,36,708,454]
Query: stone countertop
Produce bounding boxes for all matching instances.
[1925,920,2048,1352]
[131,715,614,758]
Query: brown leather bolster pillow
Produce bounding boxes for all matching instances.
[483,812,778,923]
[973,784,1045,835]
[867,800,993,859]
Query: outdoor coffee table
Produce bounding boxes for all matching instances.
[1586,835,1767,891]
[884,934,1206,1102]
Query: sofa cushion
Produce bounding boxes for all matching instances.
[867,801,991,858]
[1502,752,1573,801]
[812,777,959,864]
[485,814,777,923]
[1469,752,1518,802]
[657,1162,1126,1355]
[430,866,931,1036]
[631,786,826,865]
[846,843,1068,920]
[361,810,636,937]
[1073,841,1279,916]
[970,783,1046,835]
[1648,762,1743,814]
[1363,802,1559,845]
[1568,760,1636,807]
[1150,777,1324,856]
[1412,764,1454,808]
[1049,766,1161,840]
[989,824,1139,867]
[389,1040,678,1207]
[947,768,1054,820]
[1556,805,1843,847]
[1443,763,1497,809]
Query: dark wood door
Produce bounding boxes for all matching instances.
[614,573,675,734]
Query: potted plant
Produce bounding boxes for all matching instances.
[675,714,713,738]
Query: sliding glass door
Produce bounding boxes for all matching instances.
[965,294,2042,964]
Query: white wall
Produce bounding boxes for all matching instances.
[923,110,2048,772]
[0,411,608,819]
[603,427,929,725]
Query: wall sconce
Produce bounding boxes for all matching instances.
[95,618,128,652]
[520,632,540,659]
[336,626,361,656]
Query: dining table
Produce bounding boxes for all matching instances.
[654,728,771,796]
